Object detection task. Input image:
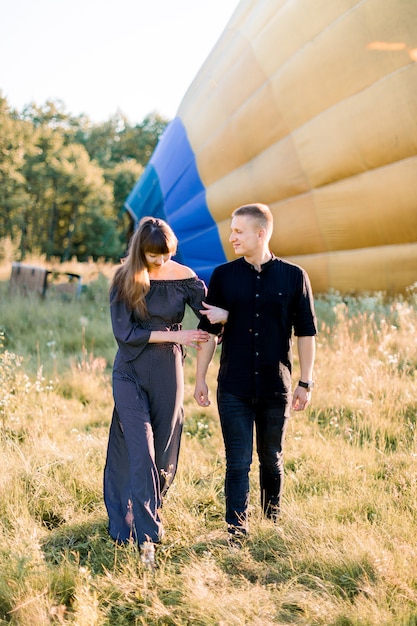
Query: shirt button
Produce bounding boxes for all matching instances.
[255,371,259,375]
[255,294,259,298]
[255,352,259,356]
[255,313,259,317]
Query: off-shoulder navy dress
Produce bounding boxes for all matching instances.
[104,277,206,544]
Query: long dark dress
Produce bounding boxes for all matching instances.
[104,276,206,544]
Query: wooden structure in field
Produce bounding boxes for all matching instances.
[9,263,82,298]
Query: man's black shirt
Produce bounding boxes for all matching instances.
[198,256,317,399]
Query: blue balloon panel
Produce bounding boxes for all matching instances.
[125,164,165,222]
[124,117,226,285]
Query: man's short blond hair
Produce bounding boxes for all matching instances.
[232,203,273,238]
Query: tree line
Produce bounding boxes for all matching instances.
[0,94,168,262]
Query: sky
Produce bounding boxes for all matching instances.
[1,0,239,124]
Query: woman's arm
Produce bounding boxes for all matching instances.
[149,329,210,350]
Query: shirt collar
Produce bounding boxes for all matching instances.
[242,254,276,272]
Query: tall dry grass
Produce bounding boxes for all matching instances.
[0,258,416,625]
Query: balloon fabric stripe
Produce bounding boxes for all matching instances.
[124,117,226,284]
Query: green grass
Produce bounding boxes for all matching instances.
[1,263,417,625]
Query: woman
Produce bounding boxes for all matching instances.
[104,217,210,565]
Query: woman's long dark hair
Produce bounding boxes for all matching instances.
[111,217,178,317]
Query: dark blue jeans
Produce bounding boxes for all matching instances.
[217,389,290,533]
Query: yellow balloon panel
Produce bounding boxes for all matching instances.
[195,81,288,187]
[182,0,417,194]
[192,0,417,294]
[294,64,417,187]
[129,0,417,294]
[180,0,361,141]
[217,150,417,263]
[288,243,417,294]
[310,156,417,252]
[249,0,361,79]
[271,195,326,257]
[266,155,417,256]
[206,136,310,221]
[268,0,417,132]
[209,146,417,256]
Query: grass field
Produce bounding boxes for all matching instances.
[0,258,416,625]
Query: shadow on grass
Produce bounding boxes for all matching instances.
[40,517,117,573]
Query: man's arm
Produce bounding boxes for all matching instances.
[194,334,218,407]
[292,335,316,411]
[199,302,229,325]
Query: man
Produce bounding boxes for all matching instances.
[194,203,317,544]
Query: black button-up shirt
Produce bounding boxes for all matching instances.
[198,256,317,398]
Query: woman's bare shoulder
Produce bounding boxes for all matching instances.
[170,260,196,279]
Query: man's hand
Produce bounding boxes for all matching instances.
[194,380,210,407]
[292,386,311,411]
[199,302,229,325]
[194,334,217,407]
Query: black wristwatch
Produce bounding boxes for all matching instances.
[298,380,314,391]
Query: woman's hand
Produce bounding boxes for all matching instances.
[199,302,229,325]
[176,329,210,349]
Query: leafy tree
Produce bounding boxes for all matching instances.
[54,144,115,261]
[113,112,168,165]
[106,160,144,214]
[0,96,32,251]
[0,95,169,261]
[20,99,70,129]
[76,111,168,168]
[71,208,124,260]
[75,115,122,169]
[20,121,66,257]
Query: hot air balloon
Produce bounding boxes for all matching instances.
[125,0,417,293]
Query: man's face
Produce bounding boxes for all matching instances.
[229,215,262,257]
